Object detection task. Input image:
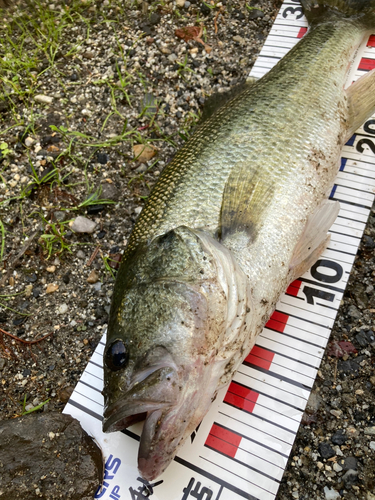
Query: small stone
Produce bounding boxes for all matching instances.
[87,270,99,284]
[58,386,74,403]
[176,0,185,6]
[96,152,109,164]
[323,486,341,500]
[58,303,68,315]
[81,108,91,116]
[348,304,361,319]
[46,283,59,294]
[369,441,375,451]
[24,284,33,298]
[133,144,157,162]
[367,493,375,500]
[134,206,143,215]
[330,409,342,418]
[331,430,347,445]
[9,276,15,286]
[71,216,97,234]
[24,137,35,147]
[333,462,343,472]
[100,183,120,201]
[53,211,67,222]
[248,8,264,19]
[25,272,37,283]
[76,250,86,259]
[46,265,56,273]
[34,94,53,104]
[343,456,357,470]
[318,442,335,459]
[233,35,246,44]
[0,358,7,371]
[364,426,375,436]
[342,469,358,486]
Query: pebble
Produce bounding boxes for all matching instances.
[176,0,185,7]
[34,94,53,104]
[342,469,358,486]
[343,456,357,470]
[87,270,99,284]
[333,462,343,472]
[331,430,347,445]
[323,487,341,500]
[133,144,157,161]
[134,206,143,215]
[58,303,68,315]
[46,283,59,294]
[71,216,97,234]
[364,426,375,435]
[76,250,86,259]
[318,442,335,459]
[348,304,361,319]
[24,137,35,147]
[46,265,56,273]
[24,284,33,298]
[370,441,375,451]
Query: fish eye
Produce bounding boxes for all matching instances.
[105,340,128,371]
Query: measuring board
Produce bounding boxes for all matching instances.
[63,2,375,500]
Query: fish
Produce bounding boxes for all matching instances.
[103,0,375,481]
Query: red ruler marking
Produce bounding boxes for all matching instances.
[367,35,375,47]
[205,434,239,458]
[286,279,302,297]
[265,311,289,333]
[358,57,375,70]
[250,345,275,362]
[245,346,275,370]
[224,392,257,414]
[297,27,308,38]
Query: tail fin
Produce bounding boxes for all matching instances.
[301,0,375,27]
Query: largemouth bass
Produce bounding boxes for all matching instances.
[103,0,375,481]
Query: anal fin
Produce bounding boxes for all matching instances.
[346,68,375,140]
[289,199,340,281]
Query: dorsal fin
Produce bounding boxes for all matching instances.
[201,77,258,123]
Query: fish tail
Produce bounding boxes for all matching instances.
[301,0,375,27]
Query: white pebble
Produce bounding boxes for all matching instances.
[58,303,68,315]
[34,94,53,104]
[323,486,341,500]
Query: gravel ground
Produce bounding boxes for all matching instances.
[0,1,374,499]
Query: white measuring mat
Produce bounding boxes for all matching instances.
[64,2,375,499]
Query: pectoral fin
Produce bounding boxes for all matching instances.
[346,68,375,140]
[220,164,274,243]
[289,199,340,280]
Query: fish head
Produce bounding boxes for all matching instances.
[103,226,252,480]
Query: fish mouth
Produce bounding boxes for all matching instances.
[103,364,179,432]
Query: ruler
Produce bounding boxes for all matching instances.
[63,2,375,500]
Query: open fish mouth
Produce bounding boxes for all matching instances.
[103,362,180,431]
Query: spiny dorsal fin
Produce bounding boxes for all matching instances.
[220,163,274,243]
[201,77,258,123]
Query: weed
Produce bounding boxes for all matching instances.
[21,394,50,416]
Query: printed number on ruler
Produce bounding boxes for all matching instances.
[129,477,163,500]
[181,478,213,500]
[356,119,375,154]
[95,455,121,499]
[282,0,304,20]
